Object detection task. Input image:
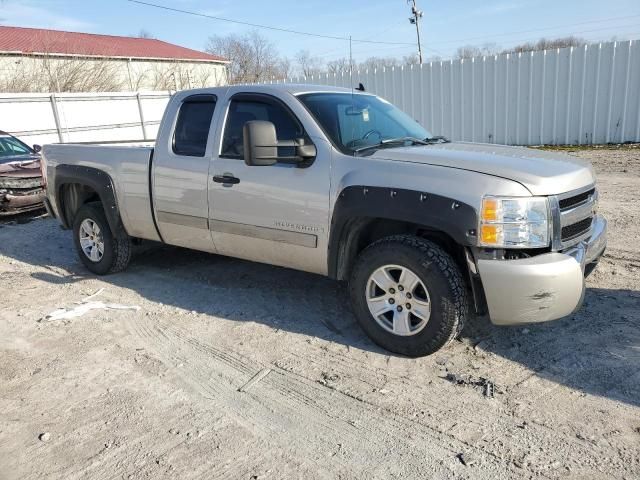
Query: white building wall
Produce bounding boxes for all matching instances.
[0,54,227,93]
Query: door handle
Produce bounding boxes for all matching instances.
[212,174,240,185]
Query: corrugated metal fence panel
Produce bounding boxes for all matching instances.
[2,42,638,146]
[275,40,639,145]
[0,91,172,145]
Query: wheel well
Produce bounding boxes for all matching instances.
[59,183,101,227]
[335,217,468,282]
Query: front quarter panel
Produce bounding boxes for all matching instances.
[331,153,532,214]
[327,152,532,278]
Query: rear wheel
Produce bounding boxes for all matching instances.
[349,235,468,357]
[72,203,131,275]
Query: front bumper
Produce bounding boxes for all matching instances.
[0,190,46,215]
[477,214,607,326]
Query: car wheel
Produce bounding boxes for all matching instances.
[72,202,131,275]
[349,234,468,357]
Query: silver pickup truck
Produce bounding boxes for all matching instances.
[42,84,607,356]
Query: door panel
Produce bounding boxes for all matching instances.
[209,133,331,274]
[152,94,218,252]
[206,93,330,274]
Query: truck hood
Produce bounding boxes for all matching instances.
[0,156,41,178]
[371,142,595,195]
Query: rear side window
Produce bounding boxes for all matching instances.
[173,94,217,157]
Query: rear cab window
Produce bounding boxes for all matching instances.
[173,94,217,157]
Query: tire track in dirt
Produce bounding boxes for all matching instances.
[127,315,527,479]
[275,344,623,477]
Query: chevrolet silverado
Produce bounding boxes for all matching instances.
[42,84,607,356]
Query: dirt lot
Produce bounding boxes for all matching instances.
[1,146,639,480]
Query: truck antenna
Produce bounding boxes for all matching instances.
[349,35,354,92]
[350,35,356,154]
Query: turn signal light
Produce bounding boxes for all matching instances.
[481,198,499,222]
[480,225,500,244]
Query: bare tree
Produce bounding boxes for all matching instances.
[0,27,227,93]
[455,37,589,60]
[147,64,177,90]
[0,55,124,93]
[276,57,293,80]
[325,54,420,75]
[505,36,587,54]
[40,56,123,92]
[294,49,323,77]
[402,54,421,65]
[0,60,40,92]
[136,29,154,39]
[359,56,401,71]
[206,30,287,83]
[326,57,356,74]
[0,30,124,92]
[455,43,501,59]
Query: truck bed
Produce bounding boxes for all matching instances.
[43,143,160,241]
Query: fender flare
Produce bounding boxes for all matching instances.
[54,164,127,237]
[327,185,478,279]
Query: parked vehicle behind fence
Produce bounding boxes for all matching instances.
[41,84,607,356]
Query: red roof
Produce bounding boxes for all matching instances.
[0,26,226,62]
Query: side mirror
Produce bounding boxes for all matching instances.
[243,120,278,166]
[33,144,42,153]
[243,120,317,167]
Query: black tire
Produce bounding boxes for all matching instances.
[72,202,131,275]
[349,235,468,357]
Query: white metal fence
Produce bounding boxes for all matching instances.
[0,91,172,146]
[270,40,640,146]
[2,40,639,147]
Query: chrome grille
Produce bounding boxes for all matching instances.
[561,217,593,241]
[551,185,597,250]
[558,188,595,210]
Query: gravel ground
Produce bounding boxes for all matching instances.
[1,147,639,480]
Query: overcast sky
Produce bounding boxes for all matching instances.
[1,0,640,62]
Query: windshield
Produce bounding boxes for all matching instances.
[0,135,33,158]
[297,92,432,155]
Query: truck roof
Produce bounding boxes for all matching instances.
[176,83,368,97]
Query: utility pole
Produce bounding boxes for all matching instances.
[408,0,423,64]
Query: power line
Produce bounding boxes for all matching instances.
[317,45,413,60]
[310,19,418,59]
[315,37,443,60]
[126,0,416,46]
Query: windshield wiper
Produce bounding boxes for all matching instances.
[382,136,431,146]
[424,135,450,143]
[353,136,430,154]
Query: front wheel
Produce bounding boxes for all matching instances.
[72,202,131,275]
[349,235,468,357]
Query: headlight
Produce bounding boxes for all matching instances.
[479,196,550,248]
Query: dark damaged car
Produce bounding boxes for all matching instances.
[0,131,46,215]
